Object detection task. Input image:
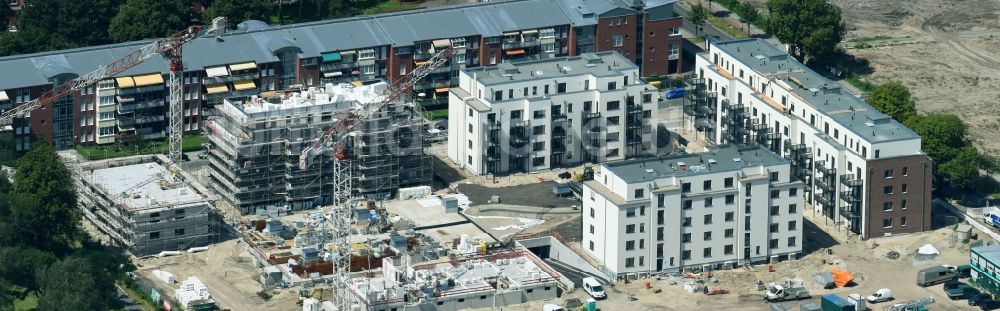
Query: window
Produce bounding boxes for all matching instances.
[589,225,594,234]
[875,149,881,158]
[557,83,566,93]
[359,49,376,59]
[589,241,595,250]
[657,210,664,225]
[769,239,779,249]
[901,217,908,226]
[607,116,620,125]
[725,194,735,205]
[682,250,691,260]
[634,189,644,198]
[724,229,734,238]
[788,204,797,214]
[639,239,645,249]
[532,86,538,95]
[175,228,185,236]
[724,245,734,255]
[703,180,712,190]
[606,100,620,110]
[703,247,712,258]
[532,157,545,166]
[533,142,544,151]
[683,200,692,209]
[788,221,797,231]
[725,212,734,222]
[99,95,115,106]
[625,257,635,267]
[626,208,636,217]
[544,85,550,94]
[788,237,797,247]
[883,202,893,211]
[590,208,595,218]
[453,52,466,64]
[399,64,407,75]
[704,198,713,207]
[532,125,545,135]
[703,231,712,241]
[770,223,779,233]
[682,233,691,243]
[789,188,798,197]
[902,184,908,193]
[625,241,635,250]
[770,190,780,199]
[770,172,779,181]
[608,82,617,90]
[612,35,623,47]
[99,112,115,121]
[509,89,514,99]
[494,90,503,101]
[745,183,752,195]
[626,224,635,233]
[361,64,376,74]
[467,140,472,149]
[884,169,893,179]
[884,186,893,194]
[682,217,691,227]
[149,232,160,239]
[682,182,691,193]
[901,200,908,209]
[902,166,909,176]
[883,218,892,228]
[703,214,712,224]
[770,206,779,216]
[724,177,734,188]
[658,194,665,208]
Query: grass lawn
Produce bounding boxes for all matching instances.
[707,15,748,39]
[362,0,422,15]
[13,291,38,311]
[843,74,875,93]
[427,108,449,120]
[75,135,208,161]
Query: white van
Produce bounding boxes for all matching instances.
[866,288,893,303]
[582,277,606,300]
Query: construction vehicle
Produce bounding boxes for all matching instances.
[885,296,934,311]
[943,279,980,300]
[916,264,958,286]
[296,45,454,311]
[765,283,810,302]
[0,17,227,162]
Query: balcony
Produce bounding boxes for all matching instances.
[840,174,863,187]
[840,191,861,203]
[502,39,540,50]
[117,99,166,113]
[202,72,258,85]
[583,112,601,121]
[321,62,357,72]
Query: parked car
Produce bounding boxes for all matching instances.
[917,265,958,286]
[866,288,893,303]
[971,293,993,306]
[944,280,979,300]
[582,277,607,300]
[980,298,1000,311]
[665,87,685,99]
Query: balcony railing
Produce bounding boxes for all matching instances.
[202,72,258,85]
[321,62,357,72]
[502,39,540,50]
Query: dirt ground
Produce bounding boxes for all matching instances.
[745,0,1000,155]
[135,239,300,311]
[482,213,983,311]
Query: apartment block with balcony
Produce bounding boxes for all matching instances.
[583,144,803,278]
[0,0,682,151]
[689,38,932,239]
[114,73,169,141]
[447,51,659,176]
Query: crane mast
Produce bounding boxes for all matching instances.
[0,19,224,162]
[298,46,454,311]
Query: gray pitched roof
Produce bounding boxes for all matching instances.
[0,0,676,90]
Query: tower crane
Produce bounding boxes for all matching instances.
[297,46,454,310]
[0,17,227,162]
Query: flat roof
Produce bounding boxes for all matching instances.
[465,51,638,86]
[90,162,205,210]
[603,144,788,183]
[709,39,919,143]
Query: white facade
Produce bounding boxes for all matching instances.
[583,145,803,277]
[690,39,927,238]
[448,51,659,176]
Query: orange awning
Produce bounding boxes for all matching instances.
[505,49,525,56]
[435,87,448,93]
[414,60,431,66]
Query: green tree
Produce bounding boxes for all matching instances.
[7,0,124,53]
[36,257,120,311]
[868,81,917,122]
[904,114,968,164]
[765,0,845,62]
[204,0,272,29]
[0,2,12,30]
[735,3,760,36]
[8,143,80,252]
[939,146,983,188]
[0,247,58,290]
[109,0,189,42]
[689,4,709,37]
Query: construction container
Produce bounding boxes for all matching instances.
[585,298,596,311]
[770,303,791,311]
[820,294,853,311]
[800,302,821,311]
[442,196,459,213]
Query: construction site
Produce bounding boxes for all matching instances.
[205,81,433,216]
[70,154,220,256]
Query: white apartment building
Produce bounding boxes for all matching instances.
[583,145,803,278]
[447,51,660,175]
[688,39,932,239]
